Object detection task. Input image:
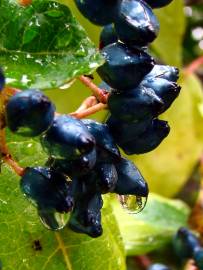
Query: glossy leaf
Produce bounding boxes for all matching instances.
[0,130,126,270]
[133,73,203,197]
[0,0,103,89]
[113,193,190,256]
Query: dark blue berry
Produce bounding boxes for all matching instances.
[49,148,97,177]
[99,24,118,49]
[142,77,181,113]
[98,81,112,93]
[82,119,120,163]
[114,0,160,47]
[114,158,148,197]
[113,119,170,154]
[97,42,154,91]
[108,85,164,122]
[144,0,173,9]
[146,65,179,82]
[20,167,73,213]
[173,227,201,259]
[41,115,95,160]
[6,89,55,136]
[74,0,120,26]
[147,263,171,270]
[69,178,103,238]
[0,68,5,91]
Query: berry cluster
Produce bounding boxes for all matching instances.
[174,228,203,269]
[2,0,181,238]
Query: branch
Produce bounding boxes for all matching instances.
[185,56,203,75]
[135,255,152,270]
[78,76,109,104]
[70,103,107,119]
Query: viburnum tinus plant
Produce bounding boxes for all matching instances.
[0,0,203,269]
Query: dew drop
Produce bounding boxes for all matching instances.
[119,194,148,214]
[38,208,70,230]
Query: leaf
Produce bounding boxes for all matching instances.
[0,0,103,90]
[0,130,126,270]
[113,193,190,256]
[151,0,186,67]
[132,73,203,197]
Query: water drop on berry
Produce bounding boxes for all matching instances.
[119,194,148,214]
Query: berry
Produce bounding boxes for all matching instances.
[193,247,203,270]
[144,0,173,9]
[0,68,5,91]
[114,0,160,47]
[69,178,103,238]
[114,158,148,196]
[74,0,120,26]
[82,119,120,162]
[108,85,164,122]
[49,148,97,177]
[99,81,112,93]
[99,24,118,49]
[146,65,179,82]
[142,77,181,113]
[6,89,55,136]
[173,227,201,259]
[112,119,170,154]
[147,263,171,270]
[20,167,73,213]
[97,42,154,91]
[41,115,95,160]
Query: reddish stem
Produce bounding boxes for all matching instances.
[135,256,152,270]
[184,259,198,270]
[75,96,98,113]
[185,56,203,75]
[79,76,109,104]
[18,0,32,6]
[70,103,107,119]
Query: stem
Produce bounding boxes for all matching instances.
[18,0,32,6]
[75,96,98,113]
[79,76,109,104]
[184,259,198,270]
[135,255,152,270]
[185,56,203,75]
[70,103,107,119]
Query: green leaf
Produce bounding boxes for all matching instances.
[151,0,186,67]
[0,131,126,270]
[0,0,103,90]
[113,193,190,256]
[132,73,203,197]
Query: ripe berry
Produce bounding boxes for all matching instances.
[146,65,179,82]
[0,68,5,91]
[144,0,173,9]
[142,77,181,113]
[99,24,118,49]
[82,119,120,162]
[41,115,95,160]
[114,158,148,197]
[74,0,120,26]
[147,264,171,270]
[108,85,164,122]
[113,119,170,154]
[114,0,160,47]
[6,89,55,136]
[97,42,154,91]
[49,148,97,177]
[20,167,73,213]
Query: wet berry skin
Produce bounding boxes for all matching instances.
[114,158,148,197]
[20,167,73,213]
[6,89,55,136]
[41,115,95,160]
[114,0,160,47]
[146,65,179,82]
[112,119,170,154]
[99,24,118,49]
[108,85,164,122]
[97,42,154,91]
[144,0,173,9]
[0,68,5,91]
[74,0,120,26]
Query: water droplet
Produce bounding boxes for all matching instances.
[119,195,148,214]
[38,208,70,230]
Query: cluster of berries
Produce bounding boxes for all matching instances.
[1,0,181,238]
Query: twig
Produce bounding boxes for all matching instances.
[185,56,203,75]
[135,255,152,269]
[75,96,98,113]
[70,103,107,119]
[79,76,109,104]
